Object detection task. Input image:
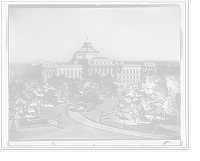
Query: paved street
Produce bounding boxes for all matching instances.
[9,101,145,140]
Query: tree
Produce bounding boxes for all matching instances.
[33,81,45,96]
[83,74,105,94]
[102,74,113,82]
[124,87,150,111]
[43,90,56,106]
[104,82,116,94]
[113,101,145,124]
[164,73,180,97]
[75,92,101,110]
[9,82,41,118]
[139,71,166,94]
[44,76,60,92]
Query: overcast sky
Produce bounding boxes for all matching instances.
[9,5,180,63]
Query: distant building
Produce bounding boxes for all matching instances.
[42,38,156,89]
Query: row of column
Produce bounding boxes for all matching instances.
[42,69,57,76]
[88,66,122,74]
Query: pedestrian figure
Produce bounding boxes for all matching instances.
[55,113,62,128]
[99,110,104,123]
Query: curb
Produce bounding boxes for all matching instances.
[80,114,180,136]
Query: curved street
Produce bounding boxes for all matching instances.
[10,96,178,140]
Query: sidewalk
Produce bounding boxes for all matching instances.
[68,111,175,140]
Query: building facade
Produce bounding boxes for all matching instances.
[42,39,156,89]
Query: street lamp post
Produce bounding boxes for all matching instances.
[58,113,62,128]
[153,120,157,134]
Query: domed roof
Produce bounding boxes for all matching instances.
[76,38,99,53]
[84,37,90,43]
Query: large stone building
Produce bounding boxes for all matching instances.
[42,39,156,89]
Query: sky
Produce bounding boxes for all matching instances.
[9,5,180,63]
